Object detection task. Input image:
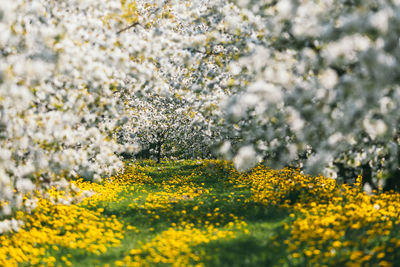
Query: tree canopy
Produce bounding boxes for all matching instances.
[2,0,400,229]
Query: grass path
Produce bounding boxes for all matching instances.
[3,159,400,266]
[75,160,289,267]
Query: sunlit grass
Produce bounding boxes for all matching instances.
[2,159,400,266]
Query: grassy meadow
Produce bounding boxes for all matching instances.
[1,160,400,266]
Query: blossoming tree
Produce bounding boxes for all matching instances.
[0,0,246,230]
[223,0,400,191]
[2,0,400,232]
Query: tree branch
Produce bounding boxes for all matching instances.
[117,22,140,35]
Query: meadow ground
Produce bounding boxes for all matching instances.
[1,160,400,266]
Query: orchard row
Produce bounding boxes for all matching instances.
[2,0,400,226]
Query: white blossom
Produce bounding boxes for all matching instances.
[233,145,257,171]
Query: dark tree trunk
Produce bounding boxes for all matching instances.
[156,140,162,163]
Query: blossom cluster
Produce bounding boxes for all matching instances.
[222,0,400,186]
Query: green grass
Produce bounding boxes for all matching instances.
[66,160,290,266]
